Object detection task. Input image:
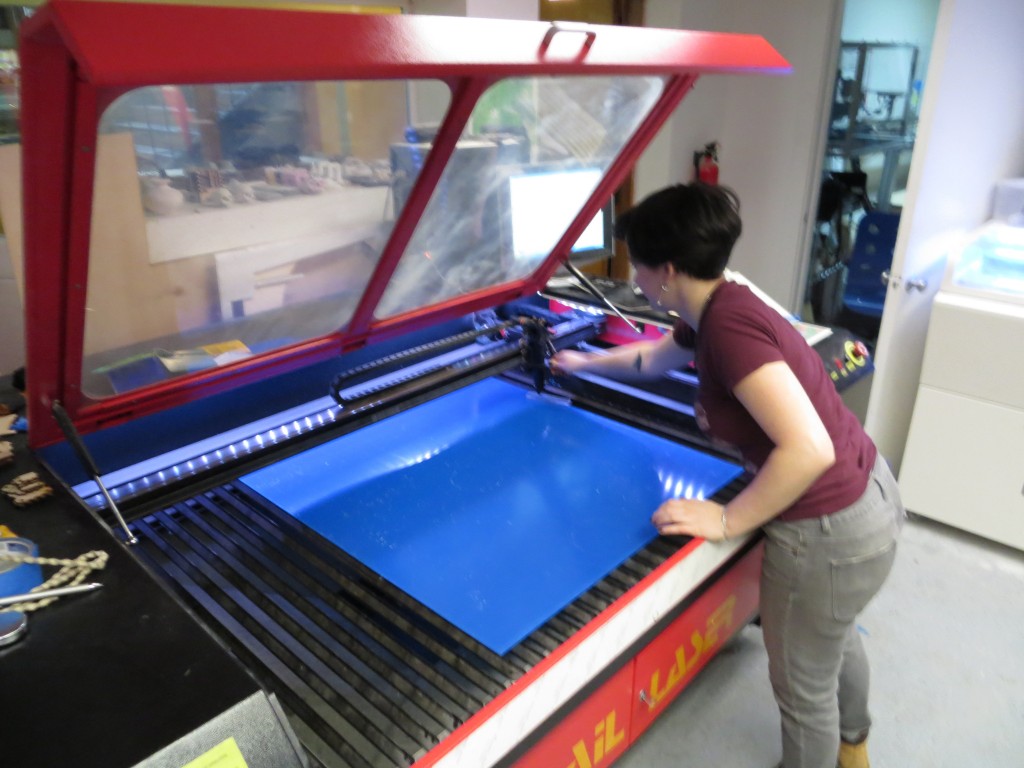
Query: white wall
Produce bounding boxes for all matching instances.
[635,0,843,312]
[900,0,1024,230]
[409,0,537,20]
[865,0,1024,468]
[465,0,536,20]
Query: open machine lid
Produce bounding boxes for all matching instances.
[19,1,788,447]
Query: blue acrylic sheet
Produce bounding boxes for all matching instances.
[240,378,742,655]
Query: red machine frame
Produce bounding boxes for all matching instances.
[17,5,786,765]
[20,0,788,448]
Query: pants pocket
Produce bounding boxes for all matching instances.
[830,539,897,622]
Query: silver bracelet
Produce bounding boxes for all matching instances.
[721,506,731,541]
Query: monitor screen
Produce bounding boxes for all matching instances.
[505,166,611,266]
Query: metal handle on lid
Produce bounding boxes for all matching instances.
[540,22,597,57]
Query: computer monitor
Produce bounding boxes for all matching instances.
[504,165,613,269]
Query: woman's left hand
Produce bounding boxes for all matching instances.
[652,498,727,541]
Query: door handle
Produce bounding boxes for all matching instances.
[880,271,927,292]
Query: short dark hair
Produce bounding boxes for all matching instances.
[614,182,742,279]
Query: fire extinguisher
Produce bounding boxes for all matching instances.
[693,141,720,184]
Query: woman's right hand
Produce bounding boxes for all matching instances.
[549,350,593,377]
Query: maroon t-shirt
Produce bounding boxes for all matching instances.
[674,281,876,522]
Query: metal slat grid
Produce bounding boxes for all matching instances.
[132,478,743,768]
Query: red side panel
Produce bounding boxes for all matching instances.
[511,665,634,768]
[20,8,77,426]
[501,542,762,767]
[631,543,763,739]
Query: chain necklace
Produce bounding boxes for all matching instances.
[701,281,722,314]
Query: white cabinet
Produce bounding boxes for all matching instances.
[900,291,1024,549]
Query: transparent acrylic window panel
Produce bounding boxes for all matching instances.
[375,75,665,318]
[82,79,449,398]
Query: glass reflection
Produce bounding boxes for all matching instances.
[376,75,664,317]
[83,79,448,398]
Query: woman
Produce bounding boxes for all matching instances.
[550,183,904,768]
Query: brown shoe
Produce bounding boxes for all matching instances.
[837,739,870,768]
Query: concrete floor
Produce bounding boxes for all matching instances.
[615,514,1024,768]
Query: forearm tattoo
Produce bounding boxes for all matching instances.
[633,353,643,373]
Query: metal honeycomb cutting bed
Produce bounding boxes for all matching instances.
[130,474,745,768]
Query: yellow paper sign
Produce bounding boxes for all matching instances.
[181,737,249,768]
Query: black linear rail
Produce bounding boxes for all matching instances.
[130,475,746,768]
[83,313,603,527]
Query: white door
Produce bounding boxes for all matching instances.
[864,0,1024,472]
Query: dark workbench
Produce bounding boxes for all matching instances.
[0,375,287,767]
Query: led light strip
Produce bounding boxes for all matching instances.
[73,344,484,508]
